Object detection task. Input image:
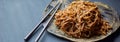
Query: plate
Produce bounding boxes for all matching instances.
[47,0,120,42]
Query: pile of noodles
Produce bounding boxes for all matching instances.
[54,1,112,38]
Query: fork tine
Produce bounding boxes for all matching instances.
[24,1,60,41]
[35,2,62,42]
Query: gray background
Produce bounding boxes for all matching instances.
[0,0,120,42]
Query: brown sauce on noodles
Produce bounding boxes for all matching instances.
[54,1,112,38]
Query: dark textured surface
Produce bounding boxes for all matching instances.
[0,0,120,42]
[0,0,51,42]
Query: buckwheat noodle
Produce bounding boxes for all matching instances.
[55,1,112,38]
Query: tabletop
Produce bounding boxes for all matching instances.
[0,0,120,42]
